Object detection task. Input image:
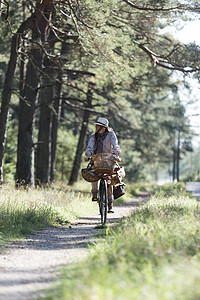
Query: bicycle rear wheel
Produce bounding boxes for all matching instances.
[99,178,108,225]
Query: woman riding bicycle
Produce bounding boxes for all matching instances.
[85,117,121,213]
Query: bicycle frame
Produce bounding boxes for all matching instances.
[98,174,112,225]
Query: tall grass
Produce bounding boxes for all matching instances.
[43,190,200,300]
[0,184,96,245]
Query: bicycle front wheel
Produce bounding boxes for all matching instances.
[99,178,108,225]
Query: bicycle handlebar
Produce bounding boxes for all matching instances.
[85,154,121,162]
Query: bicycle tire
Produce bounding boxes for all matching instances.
[99,178,108,225]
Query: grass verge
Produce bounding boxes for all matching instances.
[42,190,200,300]
[0,183,96,247]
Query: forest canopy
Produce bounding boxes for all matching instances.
[0,0,200,186]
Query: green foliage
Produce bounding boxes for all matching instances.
[179,146,200,182]
[120,140,147,182]
[55,128,79,181]
[3,117,18,182]
[43,193,200,300]
[181,173,200,183]
[127,181,157,196]
[170,43,200,69]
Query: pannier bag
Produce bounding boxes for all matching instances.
[113,184,125,200]
[111,167,125,185]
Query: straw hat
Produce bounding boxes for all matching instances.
[94,117,109,128]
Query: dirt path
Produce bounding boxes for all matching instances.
[0,193,150,300]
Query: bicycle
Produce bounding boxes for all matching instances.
[92,153,120,225]
[82,153,122,225]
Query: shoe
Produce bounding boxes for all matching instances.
[92,197,98,201]
[108,197,113,211]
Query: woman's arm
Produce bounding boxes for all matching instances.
[110,131,121,156]
[85,134,95,158]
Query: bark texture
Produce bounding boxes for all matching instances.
[36,62,53,185]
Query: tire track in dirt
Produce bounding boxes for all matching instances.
[0,193,150,300]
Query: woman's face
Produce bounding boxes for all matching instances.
[95,125,106,133]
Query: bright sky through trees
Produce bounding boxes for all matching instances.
[163,19,200,146]
[173,20,200,45]
[179,20,200,145]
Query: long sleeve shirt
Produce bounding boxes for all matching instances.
[85,130,121,158]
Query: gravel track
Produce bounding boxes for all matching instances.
[0,193,150,300]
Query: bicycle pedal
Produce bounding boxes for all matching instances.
[92,197,99,201]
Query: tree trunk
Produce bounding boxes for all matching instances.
[68,81,94,185]
[16,28,43,186]
[19,1,26,97]
[50,80,62,182]
[15,1,54,187]
[0,0,54,183]
[50,42,68,182]
[0,1,3,17]
[36,60,54,185]
[172,146,176,182]
[176,130,181,182]
[0,32,24,183]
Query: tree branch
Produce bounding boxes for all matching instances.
[66,0,93,29]
[122,0,184,11]
[136,41,200,73]
[63,68,95,77]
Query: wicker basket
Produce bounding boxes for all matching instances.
[81,168,102,182]
[92,153,118,174]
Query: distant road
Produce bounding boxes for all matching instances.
[186,182,200,201]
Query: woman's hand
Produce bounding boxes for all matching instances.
[113,154,121,162]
